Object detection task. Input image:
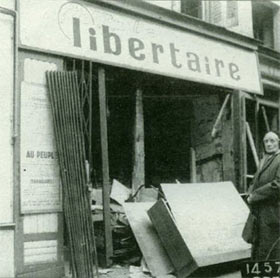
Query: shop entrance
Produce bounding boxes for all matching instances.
[63,58,230,267]
[65,58,229,191]
[104,68,195,189]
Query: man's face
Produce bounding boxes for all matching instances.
[263,132,280,154]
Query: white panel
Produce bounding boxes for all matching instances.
[24,59,57,85]
[0,12,14,223]
[0,0,15,10]
[24,213,58,234]
[20,59,62,214]
[0,231,14,278]
[24,240,57,264]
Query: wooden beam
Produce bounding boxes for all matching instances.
[258,98,279,109]
[211,94,231,138]
[221,96,235,182]
[278,94,280,133]
[246,122,259,168]
[132,89,145,201]
[98,67,113,266]
[232,92,246,192]
[255,101,260,156]
[261,106,270,132]
[190,147,197,183]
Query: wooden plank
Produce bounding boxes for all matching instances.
[258,98,279,109]
[132,89,145,200]
[98,67,113,266]
[278,95,280,133]
[255,101,260,156]
[232,92,246,192]
[241,95,248,192]
[159,182,251,268]
[221,97,234,182]
[245,122,259,168]
[148,199,197,278]
[190,147,197,183]
[123,202,174,277]
[261,106,270,132]
[211,94,231,138]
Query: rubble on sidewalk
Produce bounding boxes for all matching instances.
[92,180,142,266]
[91,180,249,278]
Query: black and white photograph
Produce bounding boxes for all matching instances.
[0,0,279,277]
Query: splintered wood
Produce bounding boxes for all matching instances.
[148,182,251,277]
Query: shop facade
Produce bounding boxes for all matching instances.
[0,0,269,277]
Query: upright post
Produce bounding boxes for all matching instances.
[98,67,113,266]
[232,91,247,192]
[190,148,197,183]
[132,89,145,201]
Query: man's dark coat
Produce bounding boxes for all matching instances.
[248,152,280,260]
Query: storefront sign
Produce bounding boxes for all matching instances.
[19,0,262,94]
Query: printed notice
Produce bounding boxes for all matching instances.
[20,76,62,213]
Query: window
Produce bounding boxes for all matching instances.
[181,0,202,19]
[252,2,275,49]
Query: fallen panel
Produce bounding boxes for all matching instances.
[123,202,174,277]
[110,179,131,205]
[148,182,251,277]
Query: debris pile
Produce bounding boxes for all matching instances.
[91,180,142,266]
[93,181,249,277]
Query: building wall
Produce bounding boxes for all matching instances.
[0,0,15,10]
[143,0,254,38]
[227,1,253,38]
[0,10,15,278]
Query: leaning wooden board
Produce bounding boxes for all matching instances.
[148,182,251,277]
[123,202,174,277]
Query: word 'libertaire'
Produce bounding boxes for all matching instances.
[72,18,241,81]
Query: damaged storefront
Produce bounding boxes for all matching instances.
[0,0,271,277]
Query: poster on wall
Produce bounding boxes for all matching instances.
[20,67,62,214]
